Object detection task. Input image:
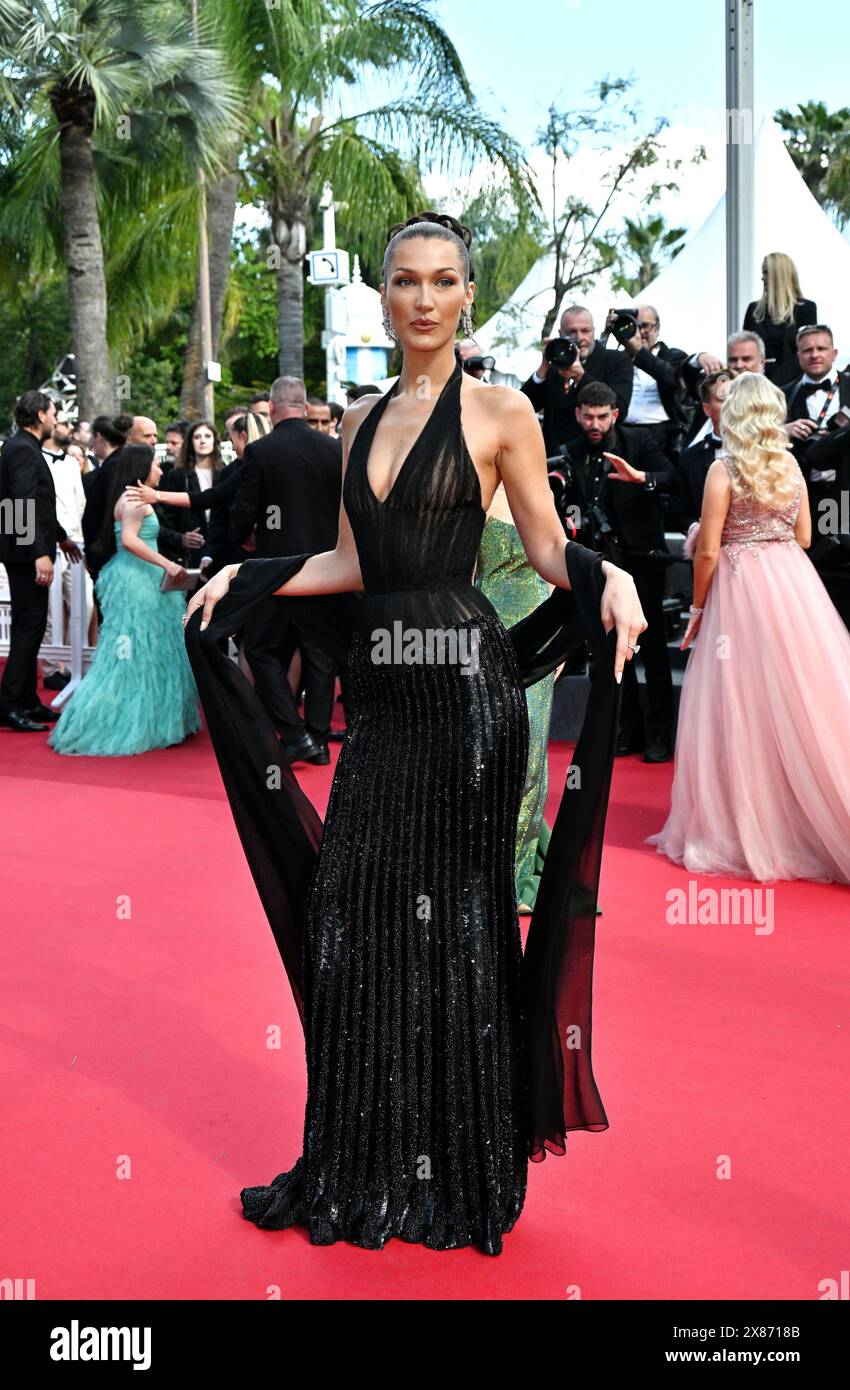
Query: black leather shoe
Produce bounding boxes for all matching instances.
[25,702,60,723]
[281,732,329,765]
[643,738,673,763]
[0,708,49,732]
[615,732,644,757]
[43,669,71,690]
[327,729,347,742]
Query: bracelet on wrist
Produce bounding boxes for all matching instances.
[689,605,704,616]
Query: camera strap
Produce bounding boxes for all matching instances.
[813,379,840,429]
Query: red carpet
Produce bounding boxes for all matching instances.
[2,690,848,1300]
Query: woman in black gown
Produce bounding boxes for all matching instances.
[184,212,646,1255]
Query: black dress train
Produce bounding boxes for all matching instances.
[185,358,621,1255]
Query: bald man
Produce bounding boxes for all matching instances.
[127,416,158,448]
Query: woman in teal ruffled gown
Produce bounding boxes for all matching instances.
[50,445,200,757]
[476,480,555,912]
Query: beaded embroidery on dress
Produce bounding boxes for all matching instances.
[650,454,850,883]
[186,358,623,1254]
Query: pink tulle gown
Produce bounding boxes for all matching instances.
[649,457,850,884]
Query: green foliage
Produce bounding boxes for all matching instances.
[610,214,686,298]
[776,101,850,227]
[0,278,71,427]
[455,184,547,328]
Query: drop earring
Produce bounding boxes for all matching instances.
[382,305,397,341]
[460,305,474,338]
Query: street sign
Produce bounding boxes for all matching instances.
[307,249,350,286]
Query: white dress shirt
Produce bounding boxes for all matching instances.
[626,346,668,424]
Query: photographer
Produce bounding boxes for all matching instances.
[605,303,689,461]
[456,338,494,381]
[561,381,675,761]
[521,304,632,453]
[784,326,850,509]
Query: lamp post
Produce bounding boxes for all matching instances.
[725,0,755,338]
[192,0,216,420]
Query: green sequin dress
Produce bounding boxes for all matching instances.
[476,516,554,909]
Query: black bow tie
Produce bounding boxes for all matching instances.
[802,377,835,395]
[709,435,722,447]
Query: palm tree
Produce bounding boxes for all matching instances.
[184,0,536,391]
[0,0,241,417]
[776,101,850,227]
[611,214,686,298]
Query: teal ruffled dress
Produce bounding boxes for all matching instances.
[476,516,554,910]
[49,513,201,756]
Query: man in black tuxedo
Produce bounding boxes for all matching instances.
[610,303,691,462]
[784,325,850,511]
[0,391,82,731]
[521,304,633,454]
[675,370,734,528]
[231,376,346,764]
[562,381,675,761]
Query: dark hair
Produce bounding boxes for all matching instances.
[92,444,156,558]
[328,401,344,422]
[178,419,223,476]
[91,414,130,449]
[223,404,249,425]
[699,369,734,405]
[15,390,53,429]
[165,420,187,437]
[347,383,382,402]
[382,211,477,328]
[576,381,617,410]
[306,395,327,408]
[229,414,248,434]
[249,392,269,406]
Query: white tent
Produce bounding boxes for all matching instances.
[477,116,850,385]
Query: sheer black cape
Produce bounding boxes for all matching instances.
[185,540,620,1159]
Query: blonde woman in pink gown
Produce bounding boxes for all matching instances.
[649,371,850,884]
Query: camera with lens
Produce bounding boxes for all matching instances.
[463,354,495,375]
[544,336,579,369]
[608,309,639,346]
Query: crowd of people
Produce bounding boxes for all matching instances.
[1,245,849,892]
[2,209,849,1264]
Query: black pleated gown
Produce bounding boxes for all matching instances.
[185,358,622,1256]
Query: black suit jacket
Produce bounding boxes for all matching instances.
[744,298,817,385]
[783,369,850,476]
[0,429,66,564]
[198,459,244,573]
[675,434,721,528]
[562,424,672,554]
[626,341,689,427]
[156,466,214,559]
[230,420,342,557]
[521,341,634,453]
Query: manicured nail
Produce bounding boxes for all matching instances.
[199,621,207,631]
[615,671,622,684]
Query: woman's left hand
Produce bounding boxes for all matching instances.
[600,561,647,682]
[680,611,702,650]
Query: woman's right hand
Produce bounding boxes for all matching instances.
[125,483,157,505]
[164,560,187,581]
[184,564,239,630]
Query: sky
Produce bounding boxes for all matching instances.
[430,0,849,152]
